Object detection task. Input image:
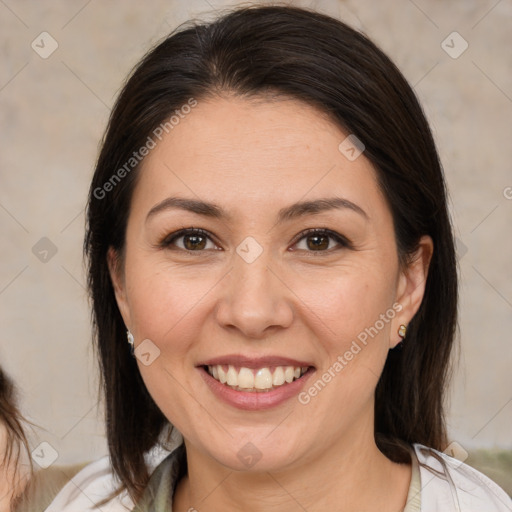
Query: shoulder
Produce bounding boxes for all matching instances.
[43,455,133,512]
[413,443,512,512]
[44,444,173,512]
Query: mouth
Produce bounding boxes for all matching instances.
[196,355,316,409]
[203,364,311,392]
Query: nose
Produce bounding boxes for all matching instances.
[214,247,294,339]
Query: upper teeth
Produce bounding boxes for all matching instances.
[207,364,308,391]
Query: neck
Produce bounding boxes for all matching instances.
[173,419,411,512]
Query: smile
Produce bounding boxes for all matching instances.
[198,355,315,410]
[206,364,309,392]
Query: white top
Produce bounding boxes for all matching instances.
[45,441,512,511]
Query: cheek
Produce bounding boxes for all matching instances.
[125,256,220,343]
[291,264,397,413]
[292,263,397,353]
[123,259,220,431]
[292,270,397,429]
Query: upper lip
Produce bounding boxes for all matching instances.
[197,355,314,369]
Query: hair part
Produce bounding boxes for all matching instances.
[85,3,458,503]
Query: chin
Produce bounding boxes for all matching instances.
[196,432,305,474]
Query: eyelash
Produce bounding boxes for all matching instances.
[160,227,351,254]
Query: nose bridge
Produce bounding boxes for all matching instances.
[234,245,273,295]
[232,233,274,287]
[215,239,293,337]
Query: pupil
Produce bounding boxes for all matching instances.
[185,235,205,250]
[308,235,328,250]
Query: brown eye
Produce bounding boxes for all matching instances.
[306,233,330,250]
[161,228,219,252]
[292,229,349,252]
[182,233,207,250]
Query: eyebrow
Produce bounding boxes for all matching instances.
[146,196,368,223]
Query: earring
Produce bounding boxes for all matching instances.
[127,330,135,356]
[398,324,407,338]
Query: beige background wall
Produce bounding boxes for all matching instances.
[1,0,511,466]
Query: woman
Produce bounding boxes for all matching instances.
[6,4,511,511]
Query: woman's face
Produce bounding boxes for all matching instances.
[110,95,431,471]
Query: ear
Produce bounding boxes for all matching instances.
[390,235,433,348]
[107,247,131,328]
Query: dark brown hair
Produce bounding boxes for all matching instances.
[85,3,457,503]
[0,367,32,507]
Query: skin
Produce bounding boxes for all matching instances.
[109,95,433,512]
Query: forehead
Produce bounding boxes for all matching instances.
[132,95,383,216]
[163,94,344,167]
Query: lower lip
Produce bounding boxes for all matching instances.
[198,366,314,411]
